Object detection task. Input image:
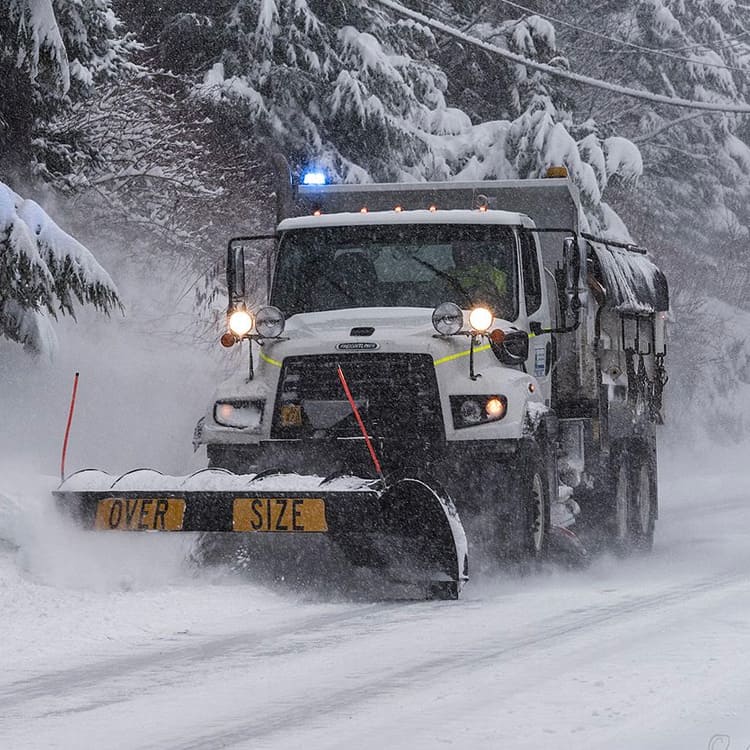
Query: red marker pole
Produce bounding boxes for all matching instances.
[336,365,384,480]
[60,372,80,483]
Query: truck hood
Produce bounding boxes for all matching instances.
[284,307,436,340]
[256,306,518,369]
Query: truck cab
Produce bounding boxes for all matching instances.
[199,207,554,470]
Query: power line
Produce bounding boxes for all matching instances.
[371,0,750,114]
[493,0,750,73]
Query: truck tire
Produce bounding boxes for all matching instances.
[629,441,656,551]
[426,581,460,600]
[611,448,632,554]
[606,439,656,554]
[505,444,549,563]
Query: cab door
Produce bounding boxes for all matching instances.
[519,229,553,405]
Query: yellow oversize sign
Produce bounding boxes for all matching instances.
[95,498,186,531]
[233,497,328,532]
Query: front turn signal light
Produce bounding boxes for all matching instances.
[489,329,505,344]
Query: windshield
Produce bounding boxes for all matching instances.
[271,223,519,320]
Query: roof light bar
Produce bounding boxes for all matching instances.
[301,171,327,186]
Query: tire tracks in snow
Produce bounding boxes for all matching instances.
[0,602,400,711]
[3,571,747,739]
[156,572,750,750]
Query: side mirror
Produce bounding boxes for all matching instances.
[227,239,247,308]
[562,237,577,292]
[562,235,583,316]
[491,329,529,365]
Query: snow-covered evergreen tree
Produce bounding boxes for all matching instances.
[419,5,643,237]
[140,0,640,238]
[0,180,120,354]
[0,0,136,182]
[548,0,750,436]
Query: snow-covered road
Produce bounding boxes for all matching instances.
[2,449,749,750]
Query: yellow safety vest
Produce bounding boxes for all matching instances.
[450,263,507,308]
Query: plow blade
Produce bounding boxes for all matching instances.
[54,469,468,597]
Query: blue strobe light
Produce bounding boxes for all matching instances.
[301,170,327,186]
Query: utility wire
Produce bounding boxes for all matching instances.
[492,0,749,72]
[371,0,750,114]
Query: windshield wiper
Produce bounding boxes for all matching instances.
[413,257,472,307]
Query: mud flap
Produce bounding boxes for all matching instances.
[53,470,469,594]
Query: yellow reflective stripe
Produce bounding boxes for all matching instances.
[434,343,491,366]
[259,350,282,367]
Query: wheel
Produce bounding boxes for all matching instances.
[426,580,459,600]
[612,451,631,554]
[629,444,656,551]
[606,439,656,554]
[505,445,550,563]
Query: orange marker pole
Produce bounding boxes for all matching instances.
[60,372,79,483]
[337,365,383,479]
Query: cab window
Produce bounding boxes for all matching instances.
[520,230,542,315]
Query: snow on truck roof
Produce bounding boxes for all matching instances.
[293,177,578,206]
[278,208,532,231]
[283,177,581,235]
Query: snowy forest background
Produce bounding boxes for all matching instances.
[1,0,749,455]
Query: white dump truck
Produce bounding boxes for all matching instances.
[55,167,669,599]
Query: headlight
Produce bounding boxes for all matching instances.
[255,306,285,338]
[214,400,263,429]
[469,306,493,333]
[450,395,507,429]
[432,302,463,335]
[228,309,253,337]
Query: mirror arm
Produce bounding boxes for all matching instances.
[530,316,581,336]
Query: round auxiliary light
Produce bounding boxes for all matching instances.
[228,309,253,337]
[255,306,285,338]
[432,302,463,336]
[469,306,494,333]
[220,332,236,348]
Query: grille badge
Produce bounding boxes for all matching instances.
[336,342,380,351]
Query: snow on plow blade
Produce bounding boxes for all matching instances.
[53,469,468,596]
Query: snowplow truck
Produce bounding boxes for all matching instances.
[55,167,669,599]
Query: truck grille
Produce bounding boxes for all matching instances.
[271,354,444,444]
